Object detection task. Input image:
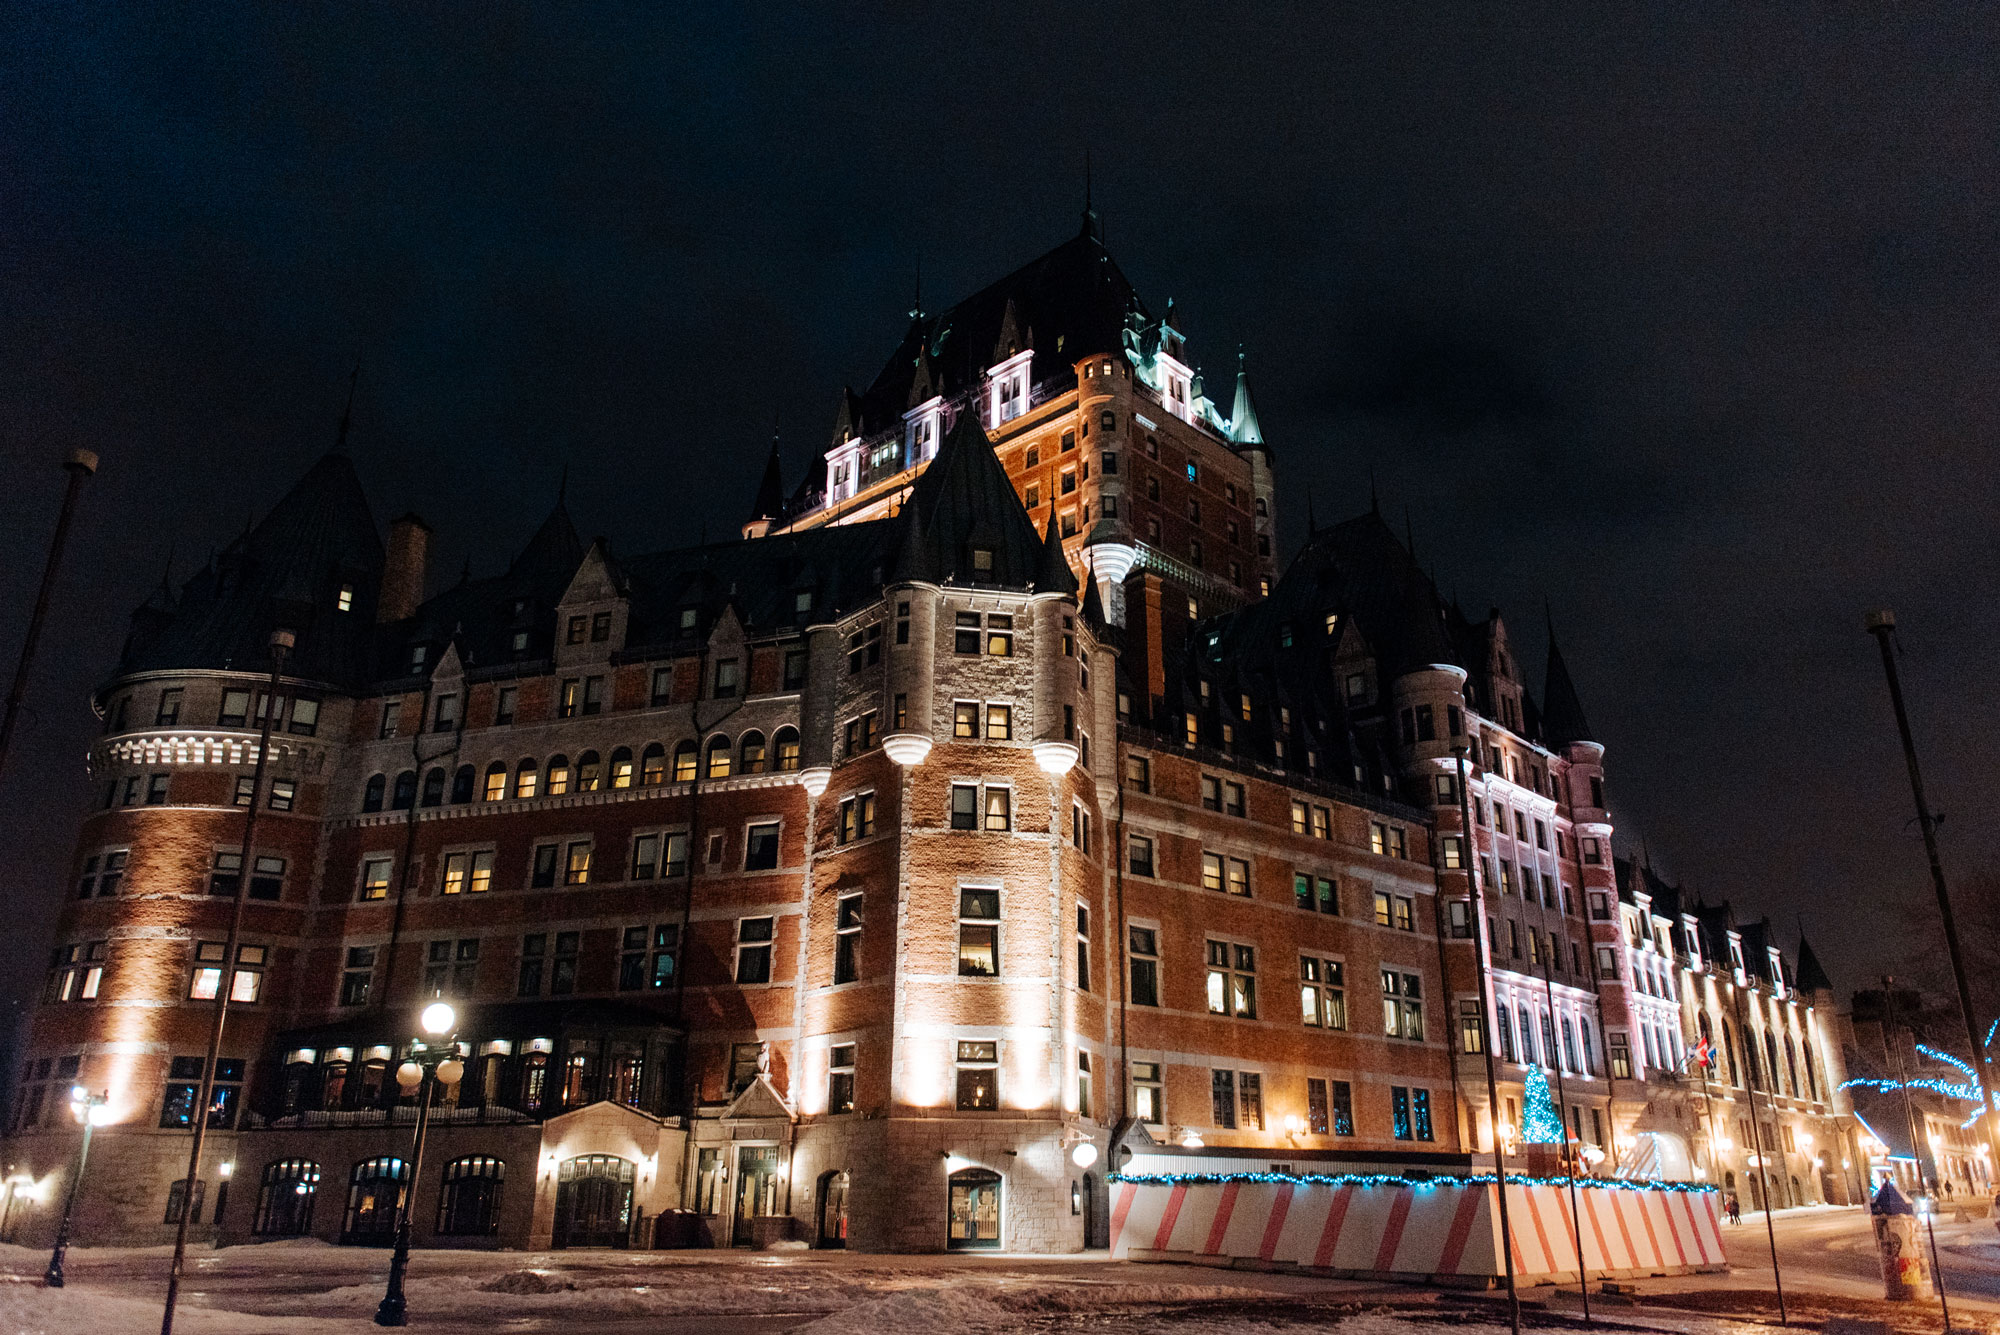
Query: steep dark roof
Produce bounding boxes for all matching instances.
[1229,351,1265,448]
[1541,627,1595,747]
[1301,511,1461,677]
[895,408,1061,591]
[1795,935,1834,993]
[748,438,786,524]
[116,452,385,686]
[509,496,585,580]
[850,229,1143,438]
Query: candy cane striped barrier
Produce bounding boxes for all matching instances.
[1108,1173,1725,1287]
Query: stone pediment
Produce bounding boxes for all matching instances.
[721,1074,794,1124]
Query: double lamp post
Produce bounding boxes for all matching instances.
[375,1001,464,1328]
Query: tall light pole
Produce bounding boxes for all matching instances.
[1864,610,2000,1165]
[1727,974,1787,1326]
[0,448,98,785]
[376,1002,464,1327]
[162,627,292,1335]
[1451,744,1519,1335]
[44,1087,108,1287]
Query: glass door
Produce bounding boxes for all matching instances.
[947,1168,1002,1249]
[732,1146,781,1246]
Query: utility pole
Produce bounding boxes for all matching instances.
[0,449,98,784]
[1864,610,2000,1165]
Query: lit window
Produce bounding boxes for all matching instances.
[958,887,1000,976]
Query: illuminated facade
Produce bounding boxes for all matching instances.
[0,218,1846,1256]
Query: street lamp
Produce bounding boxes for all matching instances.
[45,1087,108,1287]
[374,1003,464,1327]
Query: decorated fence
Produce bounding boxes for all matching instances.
[1107,1172,1725,1286]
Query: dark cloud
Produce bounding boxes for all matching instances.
[1,2,1995,1024]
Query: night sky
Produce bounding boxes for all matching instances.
[3,5,1996,1025]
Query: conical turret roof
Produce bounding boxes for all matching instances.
[1541,626,1596,747]
[899,409,1047,588]
[748,438,786,525]
[1230,349,1265,448]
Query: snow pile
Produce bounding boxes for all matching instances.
[791,1286,1019,1334]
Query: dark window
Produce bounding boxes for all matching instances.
[362,774,385,812]
[744,822,780,870]
[1128,927,1160,1007]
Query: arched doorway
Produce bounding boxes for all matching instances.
[553,1155,634,1249]
[816,1170,849,1249]
[947,1168,1001,1249]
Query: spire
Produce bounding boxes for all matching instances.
[889,496,937,584]
[1216,343,1264,447]
[1540,617,1596,747]
[510,485,584,580]
[1080,149,1101,242]
[1079,550,1108,627]
[1035,511,1079,597]
[333,363,360,455]
[748,433,786,525]
[909,249,924,323]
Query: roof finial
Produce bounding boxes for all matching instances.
[334,363,360,455]
[1080,149,1100,241]
[910,249,924,322]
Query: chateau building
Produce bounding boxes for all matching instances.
[2,216,1847,1254]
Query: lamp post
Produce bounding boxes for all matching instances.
[376,1002,463,1328]
[45,1087,108,1287]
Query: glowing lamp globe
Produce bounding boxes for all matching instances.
[420,1002,456,1036]
[1071,1142,1099,1169]
[396,1061,424,1091]
[87,1104,114,1127]
[881,733,933,767]
[436,1058,466,1087]
[1033,741,1079,775]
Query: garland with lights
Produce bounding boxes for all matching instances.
[1841,1042,1991,1130]
[1106,1169,1716,1194]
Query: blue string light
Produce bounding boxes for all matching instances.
[1107,1170,1717,1194]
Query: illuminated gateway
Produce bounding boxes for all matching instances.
[1,213,1863,1253]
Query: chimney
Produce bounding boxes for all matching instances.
[378,512,431,623]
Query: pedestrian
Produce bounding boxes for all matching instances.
[1726,1193,1742,1226]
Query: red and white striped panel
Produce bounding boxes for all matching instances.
[1111,1179,1723,1283]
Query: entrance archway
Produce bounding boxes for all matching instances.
[732,1147,782,1247]
[342,1156,408,1245]
[816,1170,849,1248]
[553,1155,634,1249]
[1081,1171,1108,1249]
[947,1168,1001,1249]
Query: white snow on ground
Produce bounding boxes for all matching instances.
[0,1278,359,1335]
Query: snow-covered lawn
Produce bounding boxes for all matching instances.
[0,1240,1787,1334]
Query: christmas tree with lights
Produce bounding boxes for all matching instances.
[1520,1064,1565,1145]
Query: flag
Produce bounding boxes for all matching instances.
[1693,1036,1715,1070]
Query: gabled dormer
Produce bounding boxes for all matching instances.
[426,641,467,734]
[903,397,942,467]
[554,540,628,670]
[704,606,749,701]
[987,348,1032,428]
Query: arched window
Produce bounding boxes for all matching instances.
[609,747,634,790]
[483,762,508,801]
[545,755,571,797]
[421,768,447,807]
[436,1156,506,1236]
[514,758,539,799]
[773,727,801,772]
[739,731,767,774]
[254,1159,321,1236]
[640,743,666,786]
[362,774,385,813]
[673,741,697,783]
[705,735,732,779]
[577,750,603,792]
[343,1155,408,1244]
[1785,1036,1800,1099]
[392,770,417,810]
[1722,1020,1740,1087]
[450,764,475,804]
[1765,1033,1783,1094]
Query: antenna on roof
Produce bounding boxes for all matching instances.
[333,363,360,454]
[910,249,924,322]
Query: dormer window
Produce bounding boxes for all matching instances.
[679,607,698,632]
[971,547,994,576]
[410,645,427,671]
[988,350,1032,427]
[336,585,354,613]
[909,414,934,460]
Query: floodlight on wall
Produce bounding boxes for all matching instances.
[799,767,832,798]
[1033,741,1078,775]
